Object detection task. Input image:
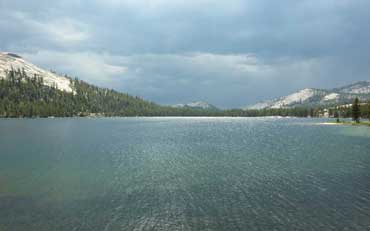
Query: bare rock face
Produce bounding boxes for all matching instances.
[336,81,370,94]
[245,82,370,110]
[0,52,73,93]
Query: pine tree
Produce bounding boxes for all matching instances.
[334,110,340,123]
[309,108,314,117]
[352,97,360,123]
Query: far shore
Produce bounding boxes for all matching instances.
[319,121,370,127]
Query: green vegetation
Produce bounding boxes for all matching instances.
[0,69,369,119]
[327,104,369,119]
[334,110,340,123]
[352,97,361,123]
[326,99,370,126]
[0,69,164,117]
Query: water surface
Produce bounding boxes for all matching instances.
[0,117,370,231]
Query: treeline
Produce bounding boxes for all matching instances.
[328,104,370,119]
[1,69,367,118]
[346,97,370,123]
[0,69,163,117]
[319,97,370,121]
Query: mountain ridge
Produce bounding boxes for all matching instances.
[0,52,73,93]
[245,81,370,110]
[172,101,219,110]
[1,51,369,114]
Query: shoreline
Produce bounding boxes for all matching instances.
[319,121,370,127]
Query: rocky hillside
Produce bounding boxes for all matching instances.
[246,81,370,109]
[172,101,219,110]
[0,52,73,92]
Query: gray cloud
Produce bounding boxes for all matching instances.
[1,0,370,107]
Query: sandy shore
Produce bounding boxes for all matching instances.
[318,121,370,126]
[318,122,342,125]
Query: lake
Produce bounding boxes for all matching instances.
[0,117,370,231]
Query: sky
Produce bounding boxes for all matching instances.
[0,0,370,108]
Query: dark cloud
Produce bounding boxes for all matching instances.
[1,0,370,108]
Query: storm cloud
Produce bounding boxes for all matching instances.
[1,0,369,107]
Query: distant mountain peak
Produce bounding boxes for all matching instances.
[172,101,219,110]
[0,52,73,93]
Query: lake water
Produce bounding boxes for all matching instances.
[0,117,370,231]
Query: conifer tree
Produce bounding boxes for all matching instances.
[334,110,340,123]
[352,97,360,123]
